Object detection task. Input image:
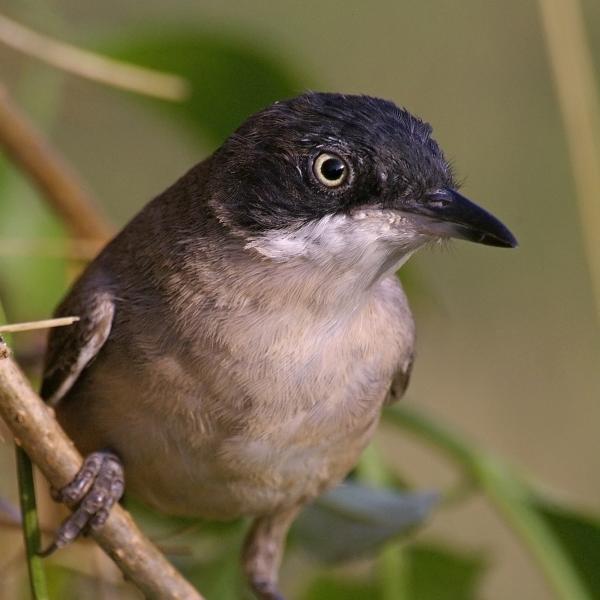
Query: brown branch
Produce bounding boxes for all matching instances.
[0,340,204,600]
[0,85,112,241]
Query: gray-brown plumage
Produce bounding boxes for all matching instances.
[42,93,516,599]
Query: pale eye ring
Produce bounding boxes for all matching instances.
[313,152,348,187]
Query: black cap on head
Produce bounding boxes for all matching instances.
[209,93,453,228]
[208,92,516,248]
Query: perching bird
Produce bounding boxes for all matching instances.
[41,92,516,599]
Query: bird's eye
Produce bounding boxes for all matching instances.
[313,153,348,187]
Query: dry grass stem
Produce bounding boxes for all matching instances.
[0,14,190,101]
[0,317,80,334]
[537,0,600,326]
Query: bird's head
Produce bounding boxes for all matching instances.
[208,93,516,277]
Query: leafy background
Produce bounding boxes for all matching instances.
[1,1,599,599]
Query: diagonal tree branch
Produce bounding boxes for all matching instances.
[0,339,203,600]
[0,84,112,241]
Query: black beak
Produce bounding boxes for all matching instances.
[403,189,517,248]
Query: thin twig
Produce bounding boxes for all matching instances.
[0,14,190,101]
[537,0,600,327]
[0,317,80,334]
[0,340,204,600]
[0,85,112,241]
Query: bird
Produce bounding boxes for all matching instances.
[40,92,516,599]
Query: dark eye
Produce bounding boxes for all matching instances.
[313,152,348,187]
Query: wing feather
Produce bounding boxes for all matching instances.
[41,290,114,406]
[384,352,414,405]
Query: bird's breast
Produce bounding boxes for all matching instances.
[75,276,412,518]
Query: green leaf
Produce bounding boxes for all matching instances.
[294,482,437,563]
[101,29,307,146]
[123,497,248,599]
[535,499,600,598]
[0,162,68,324]
[301,542,485,600]
[402,543,486,600]
[123,495,243,541]
[180,551,243,600]
[385,406,593,600]
[0,67,68,324]
[174,520,247,600]
[303,574,380,600]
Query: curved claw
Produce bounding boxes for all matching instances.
[39,450,124,556]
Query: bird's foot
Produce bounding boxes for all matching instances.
[250,578,285,600]
[40,450,124,556]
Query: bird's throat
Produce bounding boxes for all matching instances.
[242,212,423,310]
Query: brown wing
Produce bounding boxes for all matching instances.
[384,352,414,405]
[41,289,114,406]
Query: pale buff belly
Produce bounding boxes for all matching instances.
[112,396,383,520]
[58,278,407,520]
[58,342,392,520]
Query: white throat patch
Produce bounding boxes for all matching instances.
[246,208,431,282]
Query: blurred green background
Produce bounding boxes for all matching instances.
[1,1,599,599]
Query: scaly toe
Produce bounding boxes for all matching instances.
[40,450,124,555]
